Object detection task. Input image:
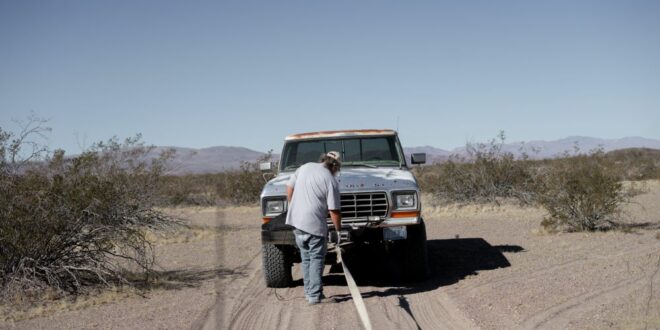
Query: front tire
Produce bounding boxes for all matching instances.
[402,220,429,281]
[262,244,293,287]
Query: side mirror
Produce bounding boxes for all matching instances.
[259,162,273,172]
[411,153,426,165]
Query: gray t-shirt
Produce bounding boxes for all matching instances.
[285,162,341,237]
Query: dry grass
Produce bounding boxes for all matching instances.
[0,287,141,322]
[145,225,224,245]
[150,205,260,245]
[156,152,274,207]
[421,193,543,219]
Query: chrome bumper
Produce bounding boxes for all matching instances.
[327,216,420,229]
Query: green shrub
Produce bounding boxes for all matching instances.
[604,148,660,181]
[416,132,535,204]
[0,126,177,299]
[155,152,273,206]
[415,133,647,233]
[217,157,268,205]
[157,173,220,206]
[533,152,626,232]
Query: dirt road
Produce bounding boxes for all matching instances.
[3,182,660,329]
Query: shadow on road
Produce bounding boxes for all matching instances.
[316,238,524,298]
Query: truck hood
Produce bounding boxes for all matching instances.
[260,167,419,197]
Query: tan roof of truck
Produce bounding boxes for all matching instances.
[285,129,397,141]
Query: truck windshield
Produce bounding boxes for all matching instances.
[280,136,403,171]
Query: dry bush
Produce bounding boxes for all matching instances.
[217,153,272,205]
[0,122,177,302]
[416,132,535,205]
[604,148,660,181]
[415,132,655,233]
[157,174,220,206]
[156,152,273,206]
[533,152,627,232]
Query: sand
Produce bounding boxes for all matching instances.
[2,182,659,330]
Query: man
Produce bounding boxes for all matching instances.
[285,151,342,305]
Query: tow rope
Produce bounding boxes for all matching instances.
[335,245,373,330]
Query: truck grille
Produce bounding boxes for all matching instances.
[339,192,388,219]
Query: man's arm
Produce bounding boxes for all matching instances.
[286,185,294,202]
[329,210,341,232]
[286,170,297,202]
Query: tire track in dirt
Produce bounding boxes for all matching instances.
[519,248,660,330]
[462,244,660,296]
[521,275,650,329]
[217,258,479,330]
[409,290,481,330]
[224,266,323,330]
[193,250,261,330]
[196,202,659,329]
[226,269,283,330]
[462,257,587,294]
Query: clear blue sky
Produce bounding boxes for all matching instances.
[1,0,659,153]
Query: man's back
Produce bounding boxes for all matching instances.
[285,162,340,237]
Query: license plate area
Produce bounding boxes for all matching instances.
[383,226,407,241]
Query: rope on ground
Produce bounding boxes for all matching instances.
[335,245,373,330]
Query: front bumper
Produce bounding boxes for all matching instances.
[261,228,296,245]
[378,216,420,227]
[329,216,420,229]
[261,216,421,246]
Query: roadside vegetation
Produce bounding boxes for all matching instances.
[155,132,660,233]
[416,133,660,232]
[414,132,536,205]
[0,118,178,305]
[156,152,273,206]
[3,118,658,309]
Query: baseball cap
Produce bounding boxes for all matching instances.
[326,151,341,163]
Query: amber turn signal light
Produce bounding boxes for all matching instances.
[390,211,420,218]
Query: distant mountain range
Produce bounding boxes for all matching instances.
[158,136,660,175]
[411,136,660,163]
[152,146,269,175]
[454,136,660,159]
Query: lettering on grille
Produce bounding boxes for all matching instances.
[338,192,388,219]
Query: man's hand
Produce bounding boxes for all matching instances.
[330,230,341,245]
[329,209,342,245]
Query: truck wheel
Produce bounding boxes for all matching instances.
[402,220,430,281]
[262,244,293,288]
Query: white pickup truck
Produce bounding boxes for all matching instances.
[260,129,428,287]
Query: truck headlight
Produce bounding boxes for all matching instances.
[264,198,286,216]
[393,192,417,210]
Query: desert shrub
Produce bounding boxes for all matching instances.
[217,152,273,204]
[155,152,273,206]
[533,152,626,232]
[416,132,535,204]
[0,125,177,300]
[157,174,220,206]
[416,132,640,232]
[604,148,660,181]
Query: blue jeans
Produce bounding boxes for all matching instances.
[293,229,327,303]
